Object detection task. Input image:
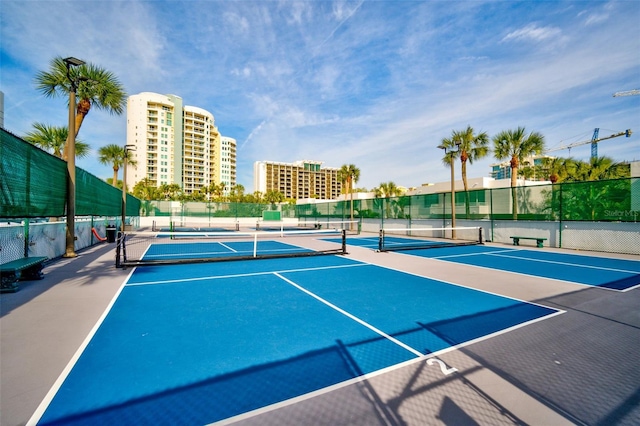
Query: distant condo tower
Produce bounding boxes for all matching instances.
[254,160,343,200]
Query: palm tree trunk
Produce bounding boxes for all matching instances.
[349,177,354,230]
[511,165,518,219]
[75,99,91,137]
[462,160,470,218]
[112,167,119,188]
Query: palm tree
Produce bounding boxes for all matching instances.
[540,157,574,184]
[250,191,264,204]
[375,181,402,198]
[451,126,489,191]
[374,181,403,218]
[438,136,460,225]
[98,144,137,187]
[133,178,160,199]
[159,183,182,200]
[228,184,246,203]
[265,190,285,208]
[493,127,545,217]
[24,122,90,158]
[566,156,629,182]
[212,182,227,201]
[338,164,361,228]
[132,178,161,216]
[35,56,127,159]
[443,126,489,218]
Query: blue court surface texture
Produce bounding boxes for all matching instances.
[336,236,640,291]
[33,242,559,425]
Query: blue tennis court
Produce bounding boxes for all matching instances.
[33,240,561,425]
[339,233,640,291]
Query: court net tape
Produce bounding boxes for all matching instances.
[152,219,360,233]
[378,226,483,252]
[116,228,348,268]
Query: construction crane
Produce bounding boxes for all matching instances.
[546,128,632,159]
[613,89,640,97]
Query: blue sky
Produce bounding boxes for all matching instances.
[1,0,639,191]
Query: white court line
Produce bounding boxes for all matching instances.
[360,252,567,311]
[213,274,565,426]
[357,237,380,242]
[417,251,627,293]
[274,273,424,358]
[430,248,520,259]
[143,246,310,260]
[125,263,368,287]
[26,267,138,426]
[145,250,235,259]
[218,242,237,253]
[485,252,640,275]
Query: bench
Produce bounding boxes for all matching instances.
[510,236,547,248]
[0,257,48,293]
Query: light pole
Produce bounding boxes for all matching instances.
[438,140,461,239]
[122,145,136,233]
[63,57,85,258]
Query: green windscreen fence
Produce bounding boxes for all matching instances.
[1,128,140,218]
[143,201,297,219]
[1,129,68,217]
[560,178,637,221]
[294,179,639,223]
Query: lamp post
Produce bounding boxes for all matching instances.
[438,140,461,239]
[63,56,85,258]
[122,145,136,233]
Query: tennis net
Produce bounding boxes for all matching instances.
[378,226,483,252]
[152,219,241,232]
[256,219,360,232]
[115,228,347,267]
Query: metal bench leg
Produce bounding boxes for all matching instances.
[1,274,19,293]
[513,238,519,246]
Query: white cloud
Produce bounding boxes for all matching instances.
[583,12,609,26]
[502,23,562,43]
[223,11,250,34]
[332,0,363,21]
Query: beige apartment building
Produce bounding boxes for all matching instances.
[126,92,236,195]
[254,160,343,200]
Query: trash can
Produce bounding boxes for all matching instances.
[106,227,117,243]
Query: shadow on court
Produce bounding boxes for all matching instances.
[39,301,556,425]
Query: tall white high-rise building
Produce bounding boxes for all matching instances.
[217,136,237,193]
[126,92,236,195]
